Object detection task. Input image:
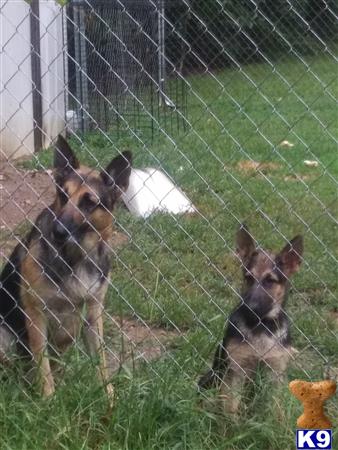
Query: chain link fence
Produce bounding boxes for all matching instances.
[0,0,337,447]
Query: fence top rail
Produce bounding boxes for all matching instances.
[68,0,178,9]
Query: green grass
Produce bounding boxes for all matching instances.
[5,52,338,449]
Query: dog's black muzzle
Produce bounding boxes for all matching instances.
[242,288,274,319]
[52,217,81,244]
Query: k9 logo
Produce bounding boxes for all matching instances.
[296,430,332,449]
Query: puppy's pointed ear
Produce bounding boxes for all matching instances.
[277,235,303,277]
[54,135,79,175]
[100,150,132,197]
[236,223,255,264]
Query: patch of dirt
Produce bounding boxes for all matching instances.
[329,308,338,328]
[284,174,313,182]
[106,316,181,374]
[236,160,281,173]
[0,161,55,232]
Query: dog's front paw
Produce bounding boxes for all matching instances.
[42,378,55,398]
[106,383,115,407]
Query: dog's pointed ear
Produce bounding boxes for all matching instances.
[236,223,255,264]
[100,150,132,196]
[277,235,303,277]
[54,135,79,174]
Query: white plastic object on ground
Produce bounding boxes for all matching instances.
[304,160,319,167]
[121,168,196,218]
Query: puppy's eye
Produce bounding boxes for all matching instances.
[263,274,278,286]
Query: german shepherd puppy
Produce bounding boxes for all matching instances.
[0,136,132,400]
[198,224,303,413]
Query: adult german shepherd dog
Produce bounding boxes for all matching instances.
[0,136,132,400]
[199,225,303,413]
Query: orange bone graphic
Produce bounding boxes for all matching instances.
[289,380,336,429]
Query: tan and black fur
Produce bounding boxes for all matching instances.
[198,224,303,413]
[0,135,132,400]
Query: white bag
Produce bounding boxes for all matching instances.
[122,168,196,218]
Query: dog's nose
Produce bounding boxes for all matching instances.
[53,221,70,241]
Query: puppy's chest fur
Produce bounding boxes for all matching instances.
[230,313,290,363]
[244,323,288,357]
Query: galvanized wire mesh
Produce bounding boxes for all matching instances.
[0,0,337,444]
[66,0,187,136]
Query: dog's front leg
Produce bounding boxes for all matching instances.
[220,354,257,416]
[83,302,114,405]
[264,351,291,421]
[24,301,55,398]
[220,369,247,415]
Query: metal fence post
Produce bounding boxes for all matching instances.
[29,0,43,151]
[73,0,89,133]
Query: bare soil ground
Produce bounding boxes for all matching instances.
[0,161,55,232]
[106,316,180,374]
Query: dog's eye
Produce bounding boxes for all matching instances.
[244,272,254,284]
[58,189,69,204]
[81,192,99,210]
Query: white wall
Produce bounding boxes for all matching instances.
[0,1,34,159]
[0,0,66,160]
[40,1,65,149]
